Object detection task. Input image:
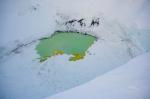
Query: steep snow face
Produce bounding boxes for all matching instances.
[46,52,150,99]
[0,0,150,99]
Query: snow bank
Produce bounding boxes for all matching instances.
[0,0,150,99]
[47,52,150,99]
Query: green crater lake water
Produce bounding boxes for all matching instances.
[36,31,97,62]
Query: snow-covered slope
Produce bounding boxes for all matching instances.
[0,0,150,99]
[47,52,150,99]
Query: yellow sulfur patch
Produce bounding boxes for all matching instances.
[69,53,85,61]
[53,50,64,55]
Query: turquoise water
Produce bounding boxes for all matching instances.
[36,31,97,62]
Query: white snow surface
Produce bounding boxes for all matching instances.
[46,52,150,99]
[0,0,150,99]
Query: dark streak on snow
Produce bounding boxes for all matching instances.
[0,39,38,60]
